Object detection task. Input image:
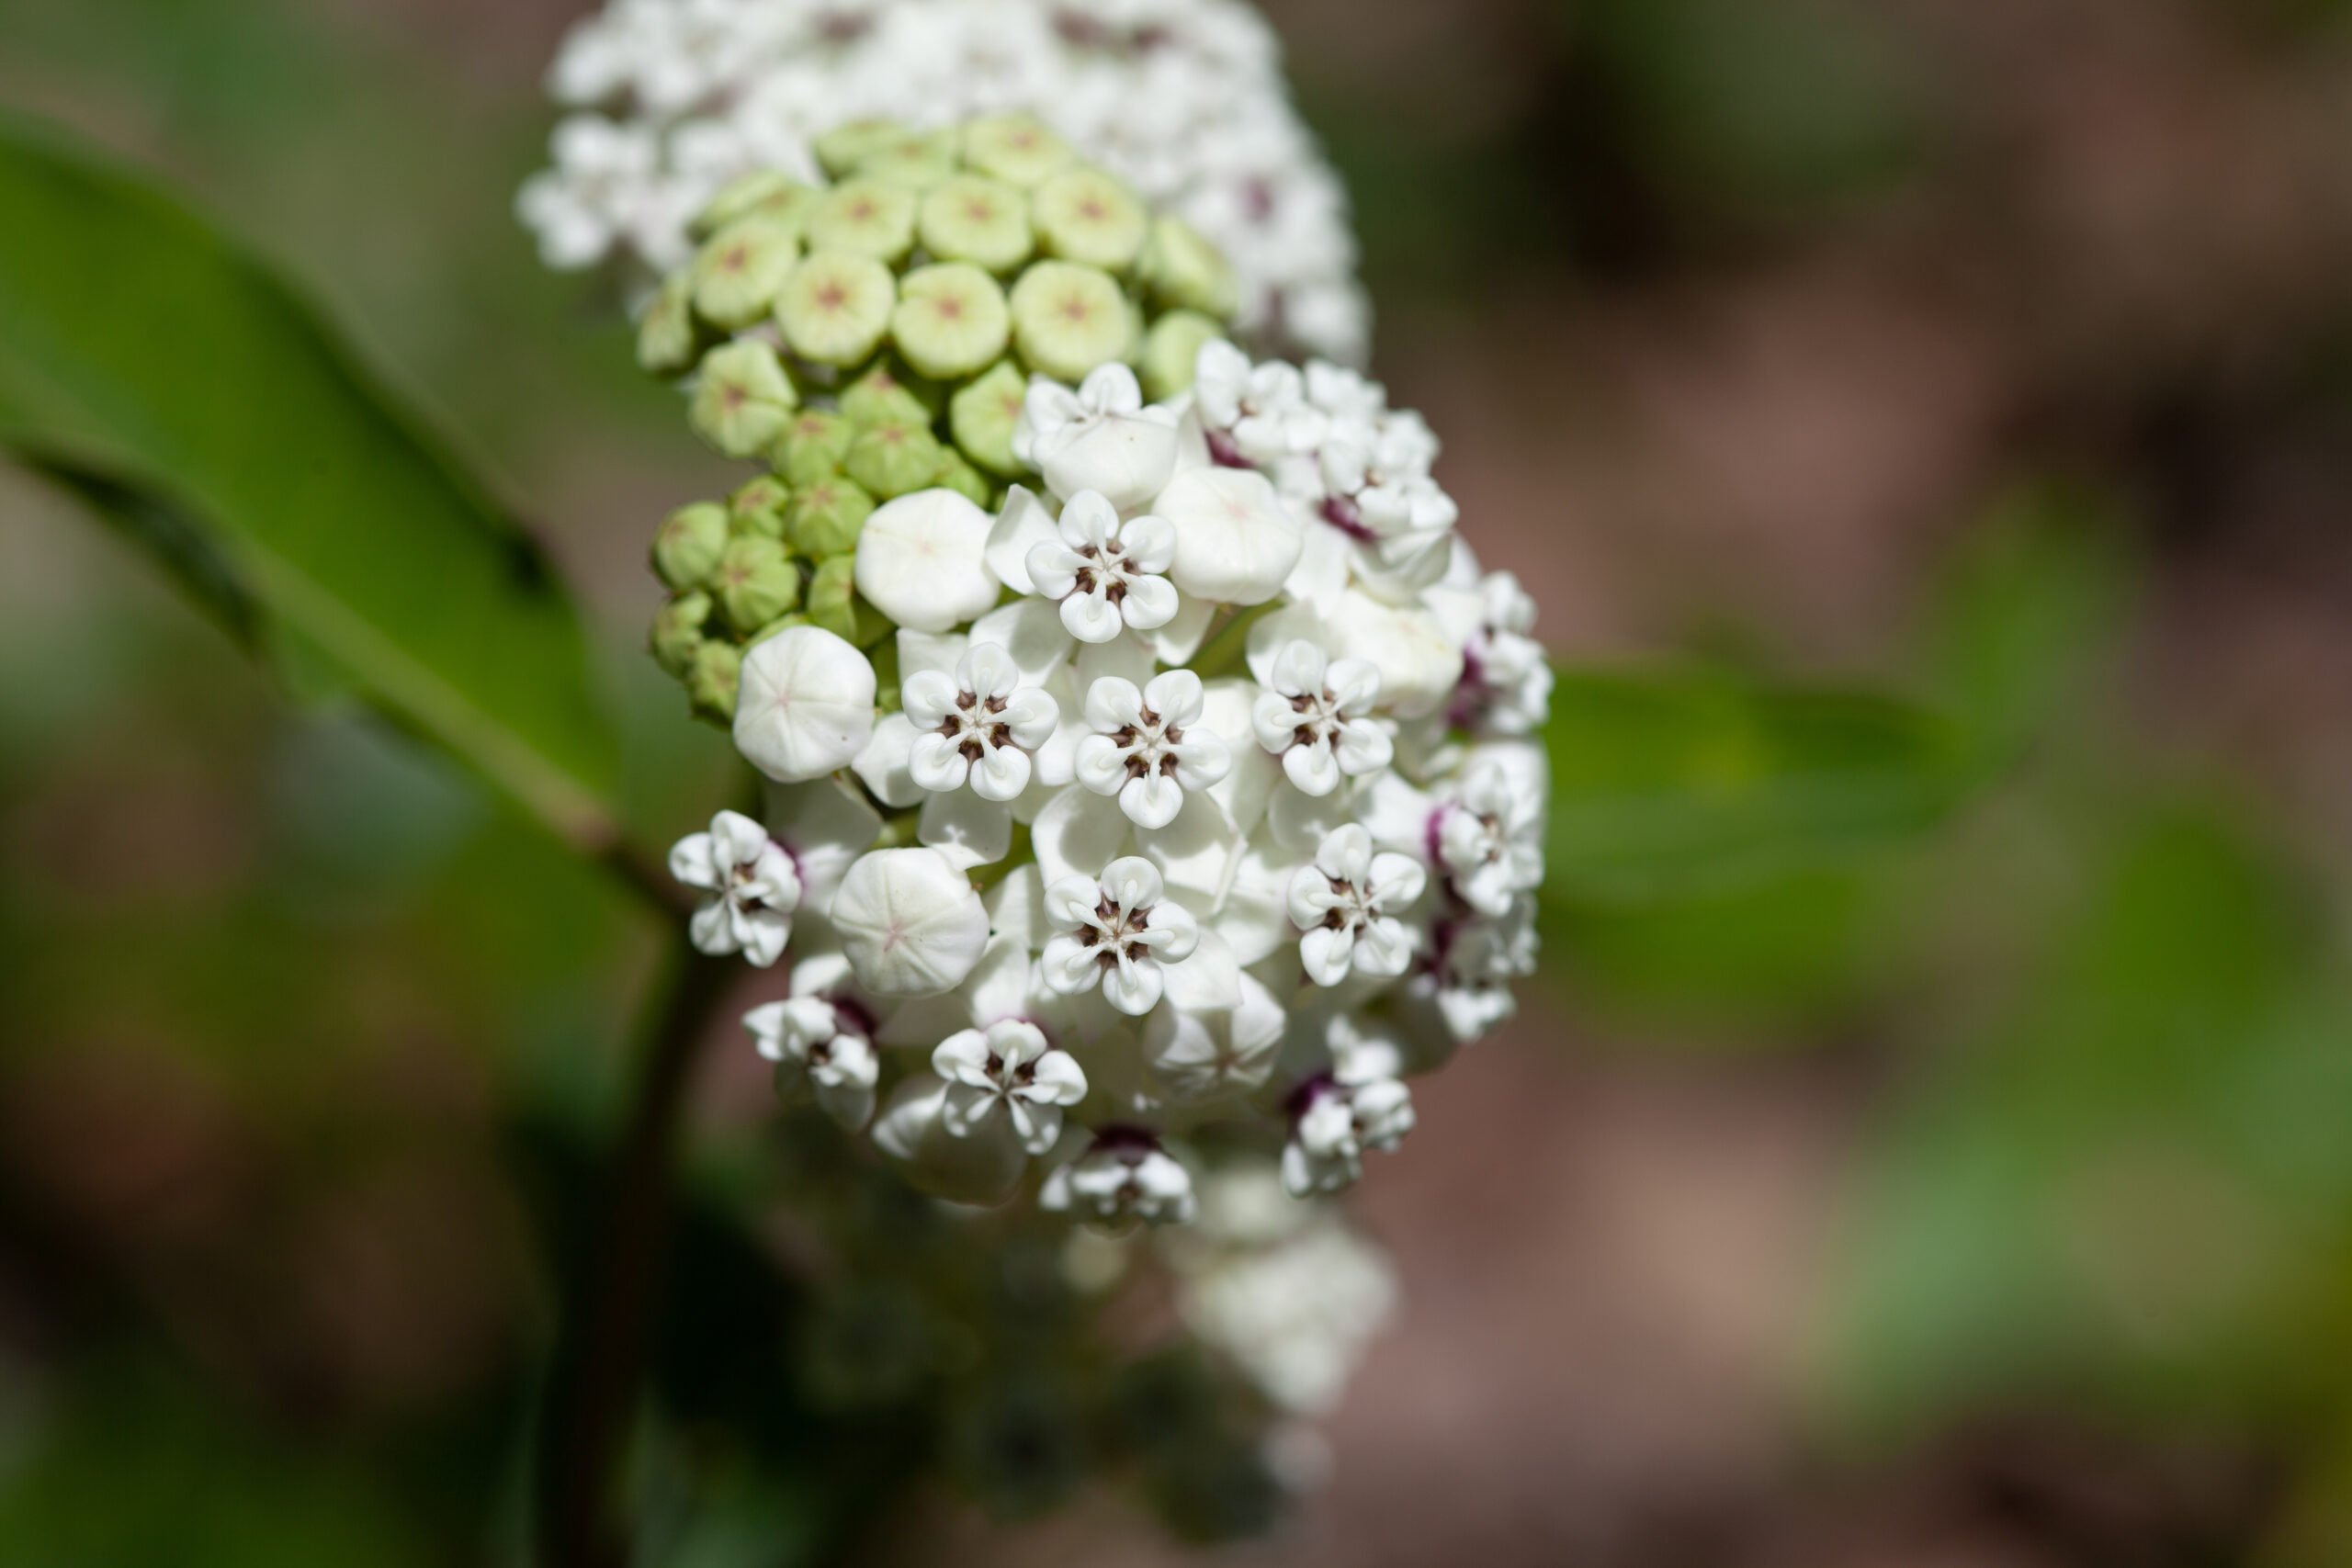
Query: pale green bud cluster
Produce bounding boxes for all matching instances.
[639,114,1242,722]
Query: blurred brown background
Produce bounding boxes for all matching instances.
[6,1,2352,1564]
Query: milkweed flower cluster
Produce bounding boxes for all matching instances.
[520,0,1370,364]
[645,118,1549,1226]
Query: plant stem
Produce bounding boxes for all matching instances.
[535,933,734,1568]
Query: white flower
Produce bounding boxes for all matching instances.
[1041,855,1200,1015]
[1042,1131,1197,1229]
[1193,339,1320,464]
[517,116,682,270]
[745,958,879,1130]
[669,809,801,966]
[1250,639,1391,795]
[854,489,1001,634]
[903,641,1061,802]
[1281,1073,1414,1197]
[1153,465,1302,605]
[831,847,990,997]
[933,1018,1088,1155]
[1023,491,1181,643]
[1287,824,1425,987]
[1142,968,1284,1104]
[1434,757,1545,919]
[1411,900,1537,1045]
[1073,669,1231,829]
[1012,364,1180,512]
[1322,591,1464,720]
[1457,570,1552,735]
[734,626,877,784]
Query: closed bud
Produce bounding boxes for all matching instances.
[1140,309,1226,402]
[727,475,791,540]
[649,591,711,678]
[651,501,728,590]
[1140,216,1238,320]
[959,113,1077,187]
[854,128,958,190]
[687,638,741,721]
[776,249,896,367]
[918,174,1032,273]
[1009,260,1134,384]
[933,450,991,507]
[785,474,876,558]
[636,270,702,378]
[714,536,804,633]
[776,408,854,483]
[691,171,820,243]
[844,414,947,500]
[1032,166,1149,273]
[807,177,918,264]
[889,262,1011,380]
[840,360,938,427]
[803,553,881,644]
[690,216,798,331]
[814,118,911,180]
[949,359,1030,478]
[690,339,797,458]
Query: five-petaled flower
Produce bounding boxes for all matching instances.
[1073,669,1231,829]
[1025,490,1181,643]
[745,990,879,1131]
[1251,639,1392,795]
[1287,823,1426,987]
[1433,758,1545,919]
[1042,1129,1198,1229]
[904,641,1061,802]
[933,1018,1089,1154]
[670,809,801,966]
[1042,855,1200,1015]
[1282,1073,1416,1197]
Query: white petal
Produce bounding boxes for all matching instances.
[969,743,1032,803]
[906,731,970,795]
[1298,926,1356,988]
[1119,771,1183,829]
[1059,589,1125,644]
[850,712,924,809]
[919,789,1014,869]
[1155,466,1304,605]
[983,485,1059,596]
[666,832,719,892]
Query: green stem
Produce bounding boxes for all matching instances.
[1189,600,1280,682]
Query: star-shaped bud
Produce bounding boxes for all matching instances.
[1287,823,1426,987]
[1041,855,1200,1016]
[1073,669,1231,829]
[1250,638,1391,795]
[669,809,801,966]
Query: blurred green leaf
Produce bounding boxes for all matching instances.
[0,115,620,853]
[1543,667,1963,903]
[1831,802,2352,1436]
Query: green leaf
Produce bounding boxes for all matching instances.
[0,116,619,852]
[1542,666,1963,903]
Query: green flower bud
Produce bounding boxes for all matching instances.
[917,175,1033,274]
[690,339,798,459]
[636,270,703,378]
[889,262,1011,380]
[728,475,792,540]
[933,449,991,507]
[651,501,729,589]
[692,171,820,242]
[815,118,913,179]
[854,129,959,191]
[1138,215,1238,320]
[775,249,897,367]
[687,639,742,722]
[948,358,1030,478]
[691,216,799,331]
[807,178,917,264]
[960,113,1077,187]
[869,634,901,711]
[650,591,712,678]
[1139,309,1227,402]
[1031,166,1149,273]
[843,415,947,500]
[842,360,941,426]
[785,474,876,558]
[776,407,854,483]
[1008,260,1134,383]
[714,536,804,634]
[804,554,888,646]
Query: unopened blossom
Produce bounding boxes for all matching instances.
[1251,639,1391,796]
[670,809,801,966]
[1281,1073,1415,1197]
[1024,491,1180,643]
[831,847,990,998]
[1287,824,1426,987]
[1154,465,1301,605]
[734,625,878,784]
[1433,758,1545,919]
[1042,1130,1198,1230]
[1013,364,1180,511]
[745,967,879,1130]
[933,1018,1088,1154]
[1074,669,1230,829]
[1042,855,1200,1016]
[904,641,1060,802]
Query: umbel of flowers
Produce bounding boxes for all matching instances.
[654,118,1552,1223]
[521,0,1369,364]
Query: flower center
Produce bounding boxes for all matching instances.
[937,690,1012,762]
[1077,896,1155,970]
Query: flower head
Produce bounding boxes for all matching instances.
[933,1018,1088,1154]
[670,809,801,966]
[904,641,1060,802]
